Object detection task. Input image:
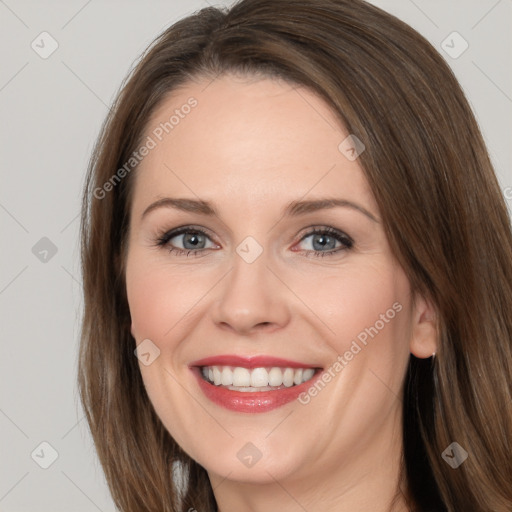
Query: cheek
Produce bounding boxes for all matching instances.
[292,265,411,447]
[126,256,208,343]
[125,254,207,448]
[297,263,410,355]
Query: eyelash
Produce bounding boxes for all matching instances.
[154,225,354,258]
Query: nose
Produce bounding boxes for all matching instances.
[211,248,292,335]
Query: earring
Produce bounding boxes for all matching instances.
[431,351,436,361]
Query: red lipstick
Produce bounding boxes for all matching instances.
[189,355,323,413]
[190,354,319,368]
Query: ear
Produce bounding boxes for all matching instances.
[409,293,438,358]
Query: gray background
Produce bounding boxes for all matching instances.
[1,1,511,510]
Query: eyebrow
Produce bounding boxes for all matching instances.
[141,197,378,222]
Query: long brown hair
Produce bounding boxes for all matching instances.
[78,0,512,510]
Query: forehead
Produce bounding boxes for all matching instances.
[131,75,377,217]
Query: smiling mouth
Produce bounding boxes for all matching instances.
[199,365,320,392]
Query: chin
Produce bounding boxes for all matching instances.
[196,442,307,484]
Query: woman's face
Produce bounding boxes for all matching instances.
[125,75,431,488]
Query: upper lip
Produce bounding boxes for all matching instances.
[189,354,323,369]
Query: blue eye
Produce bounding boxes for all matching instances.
[155,226,216,257]
[155,226,353,258]
[296,227,353,257]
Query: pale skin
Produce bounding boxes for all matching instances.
[125,74,437,512]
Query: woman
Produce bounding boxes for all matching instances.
[78,0,512,510]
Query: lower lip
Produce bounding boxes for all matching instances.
[191,367,322,413]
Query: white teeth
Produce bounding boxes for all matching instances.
[201,365,318,389]
[233,367,251,387]
[250,368,269,387]
[282,368,294,387]
[268,367,283,386]
[213,366,222,386]
[221,367,233,386]
[302,368,315,381]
